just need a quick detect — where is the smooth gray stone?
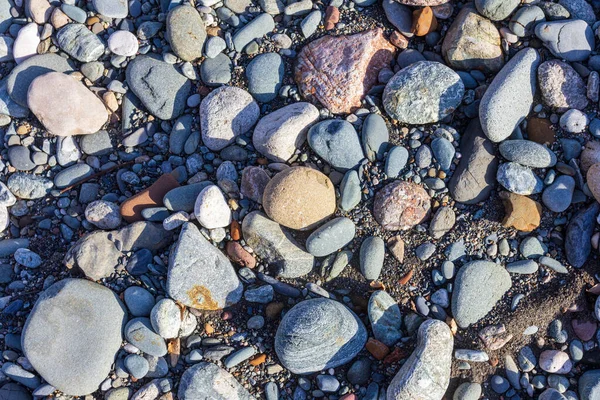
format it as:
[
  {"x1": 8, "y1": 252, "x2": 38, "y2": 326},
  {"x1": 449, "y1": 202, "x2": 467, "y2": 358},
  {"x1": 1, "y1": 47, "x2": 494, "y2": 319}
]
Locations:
[
  {"x1": 0, "y1": 239, "x2": 29, "y2": 257},
  {"x1": 163, "y1": 182, "x2": 212, "y2": 212},
  {"x1": 300, "y1": 10, "x2": 320, "y2": 38},
  {"x1": 368, "y1": 290, "x2": 402, "y2": 346},
  {"x1": 1, "y1": 363, "x2": 40, "y2": 389},
  {"x1": 242, "y1": 211, "x2": 314, "y2": 278},
  {"x1": 7, "y1": 53, "x2": 74, "y2": 107},
  {"x1": 359, "y1": 236, "x2": 385, "y2": 281},
  {"x1": 179, "y1": 363, "x2": 254, "y2": 400},
  {"x1": 124, "y1": 354, "x2": 149, "y2": 379},
  {"x1": 504, "y1": 354, "x2": 520, "y2": 389},
  {"x1": 167, "y1": 222, "x2": 243, "y2": 309},
  {"x1": 383, "y1": 61, "x2": 464, "y2": 124},
  {"x1": 166, "y1": 5, "x2": 206, "y2": 61},
  {"x1": 479, "y1": 48, "x2": 540, "y2": 142},
  {"x1": 224, "y1": 347, "x2": 256, "y2": 368},
  {"x1": 496, "y1": 162, "x2": 543, "y2": 195},
  {"x1": 124, "y1": 286, "x2": 155, "y2": 316},
  {"x1": 0, "y1": 78, "x2": 29, "y2": 118},
  {"x1": 80, "y1": 130, "x2": 113, "y2": 155},
  {"x1": 124, "y1": 317, "x2": 167, "y2": 357},
  {"x1": 169, "y1": 114, "x2": 193, "y2": 155},
  {"x1": 126, "y1": 54, "x2": 191, "y2": 120},
  {"x1": 506, "y1": 259, "x2": 539, "y2": 274},
  {"x1": 542, "y1": 175, "x2": 575, "y2": 212},
  {"x1": 200, "y1": 53, "x2": 232, "y2": 87},
  {"x1": 274, "y1": 298, "x2": 367, "y2": 374},
  {"x1": 305, "y1": 217, "x2": 355, "y2": 257},
  {"x1": 475, "y1": 0, "x2": 519, "y2": 20},
  {"x1": 387, "y1": 320, "x2": 453, "y2": 400},
  {"x1": 539, "y1": 389, "x2": 567, "y2": 400},
  {"x1": 579, "y1": 369, "x2": 600, "y2": 400},
  {"x1": 565, "y1": 202, "x2": 599, "y2": 268},
  {"x1": 539, "y1": 256, "x2": 568, "y2": 274},
  {"x1": 56, "y1": 24, "x2": 105, "y2": 62},
  {"x1": 339, "y1": 169, "x2": 361, "y2": 211},
  {"x1": 381, "y1": 0, "x2": 412, "y2": 37},
  {"x1": 431, "y1": 137, "x2": 455, "y2": 171},
  {"x1": 22, "y1": 279, "x2": 125, "y2": 395},
  {"x1": 362, "y1": 113, "x2": 389, "y2": 162},
  {"x1": 509, "y1": 6, "x2": 545, "y2": 36},
  {"x1": 232, "y1": 13, "x2": 274, "y2": 52},
  {"x1": 8, "y1": 146, "x2": 35, "y2": 171},
  {"x1": 499, "y1": 139, "x2": 557, "y2": 168},
  {"x1": 0, "y1": 383, "x2": 32, "y2": 400},
  {"x1": 246, "y1": 52, "x2": 283, "y2": 103},
  {"x1": 308, "y1": 119, "x2": 364, "y2": 171},
  {"x1": 54, "y1": 163, "x2": 93, "y2": 189},
  {"x1": 453, "y1": 382, "x2": 482, "y2": 400},
  {"x1": 535, "y1": 19, "x2": 594, "y2": 62},
  {"x1": 520, "y1": 236, "x2": 546, "y2": 258},
  {"x1": 385, "y1": 145, "x2": 409, "y2": 178},
  {"x1": 93, "y1": 0, "x2": 128, "y2": 18},
  {"x1": 7, "y1": 172, "x2": 53, "y2": 199},
  {"x1": 451, "y1": 260, "x2": 512, "y2": 328},
  {"x1": 61, "y1": 4, "x2": 87, "y2": 22}
]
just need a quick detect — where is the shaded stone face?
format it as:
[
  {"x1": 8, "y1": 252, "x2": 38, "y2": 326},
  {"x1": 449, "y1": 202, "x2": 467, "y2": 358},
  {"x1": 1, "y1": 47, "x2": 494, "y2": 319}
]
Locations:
[{"x1": 295, "y1": 28, "x2": 395, "y2": 114}]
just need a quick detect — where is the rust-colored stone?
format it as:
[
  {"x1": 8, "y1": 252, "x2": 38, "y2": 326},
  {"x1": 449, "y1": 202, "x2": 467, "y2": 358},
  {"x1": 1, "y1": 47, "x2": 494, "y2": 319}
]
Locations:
[
  {"x1": 373, "y1": 180, "x2": 431, "y2": 231},
  {"x1": 230, "y1": 220, "x2": 242, "y2": 240},
  {"x1": 398, "y1": 270, "x2": 413, "y2": 285},
  {"x1": 500, "y1": 191, "x2": 542, "y2": 232},
  {"x1": 295, "y1": 28, "x2": 396, "y2": 114},
  {"x1": 324, "y1": 6, "x2": 340, "y2": 30},
  {"x1": 527, "y1": 117, "x2": 555, "y2": 145},
  {"x1": 187, "y1": 285, "x2": 219, "y2": 311},
  {"x1": 120, "y1": 174, "x2": 180, "y2": 223},
  {"x1": 226, "y1": 241, "x2": 257, "y2": 268},
  {"x1": 412, "y1": 7, "x2": 437, "y2": 37},
  {"x1": 366, "y1": 337, "x2": 390, "y2": 360},
  {"x1": 390, "y1": 31, "x2": 409, "y2": 49},
  {"x1": 250, "y1": 353, "x2": 267, "y2": 366},
  {"x1": 204, "y1": 322, "x2": 215, "y2": 334},
  {"x1": 383, "y1": 346, "x2": 409, "y2": 363}
]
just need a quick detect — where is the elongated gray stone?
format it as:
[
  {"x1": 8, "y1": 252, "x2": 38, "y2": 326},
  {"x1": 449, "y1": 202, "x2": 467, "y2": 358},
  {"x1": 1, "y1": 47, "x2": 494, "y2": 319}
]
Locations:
[
  {"x1": 451, "y1": 260, "x2": 512, "y2": 328},
  {"x1": 275, "y1": 298, "x2": 367, "y2": 374},
  {"x1": 306, "y1": 217, "x2": 355, "y2": 257},
  {"x1": 167, "y1": 223, "x2": 243, "y2": 309},
  {"x1": 479, "y1": 48, "x2": 540, "y2": 142},
  {"x1": 232, "y1": 13, "x2": 274, "y2": 51},
  {"x1": 22, "y1": 279, "x2": 126, "y2": 396},
  {"x1": 499, "y1": 140, "x2": 557, "y2": 168},
  {"x1": 368, "y1": 290, "x2": 402, "y2": 347},
  {"x1": 179, "y1": 363, "x2": 254, "y2": 400},
  {"x1": 56, "y1": 24, "x2": 105, "y2": 62},
  {"x1": 565, "y1": 202, "x2": 600, "y2": 268},
  {"x1": 242, "y1": 211, "x2": 314, "y2": 278},
  {"x1": 387, "y1": 320, "x2": 453, "y2": 400}
]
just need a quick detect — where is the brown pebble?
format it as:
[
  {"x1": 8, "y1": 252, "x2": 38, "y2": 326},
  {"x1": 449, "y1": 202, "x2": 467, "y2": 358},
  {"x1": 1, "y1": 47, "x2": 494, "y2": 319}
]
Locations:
[
  {"x1": 325, "y1": 6, "x2": 340, "y2": 30},
  {"x1": 366, "y1": 338, "x2": 390, "y2": 360},
  {"x1": 86, "y1": 16, "x2": 100, "y2": 25},
  {"x1": 265, "y1": 302, "x2": 284, "y2": 319},
  {"x1": 390, "y1": 31, "x2": 409, "y2": 49},
  {"x1": 226, "y1": 241, "x2": 257, "y2": 268},
  {"x1": 120, "y1": 174, "x2": 180, "y2": 223},
  {"x1": 249, "y1": 354, "x2": 267, "y2": 366},
  {"x1": 527, "y1": 117, "x2": 555, "y2": 145},
  {"x1": 230, "y1": 220, "x2": 242, "y2": 240},
  {"x1": 500, "y1": 191, "x2": 542, "y2": 232},
  {"x1": 398, "y1": 270, "x2": 413, "y2": 285},
  {"x1": 221, "y1": 311, "x2": 233, "y2": 320},
  {"x1": 412, "y1": 6, "x2": 437, "y2": 37},
  {"x1": 16, "y1": 125, "x2": 29, "y2": 135}
]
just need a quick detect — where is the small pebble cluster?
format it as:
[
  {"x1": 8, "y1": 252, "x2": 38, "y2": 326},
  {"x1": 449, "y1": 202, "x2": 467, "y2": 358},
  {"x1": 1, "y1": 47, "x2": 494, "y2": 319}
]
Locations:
[{"x1": 1, "y1": 0, "x2": 600, "y2": 398}]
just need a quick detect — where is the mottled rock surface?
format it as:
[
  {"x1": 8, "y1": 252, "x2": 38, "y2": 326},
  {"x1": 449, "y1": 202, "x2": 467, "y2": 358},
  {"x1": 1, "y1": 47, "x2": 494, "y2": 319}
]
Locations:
[
  {"x1": 179, "y1": 363, "x2": 254, "y2": 400},
  {"x1": 373, "y1": 180, "x2": 431, "y2": 230}
]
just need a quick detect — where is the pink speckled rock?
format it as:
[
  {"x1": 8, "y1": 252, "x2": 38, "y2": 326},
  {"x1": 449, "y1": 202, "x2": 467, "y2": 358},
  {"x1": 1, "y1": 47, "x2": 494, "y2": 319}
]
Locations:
[
  {"x1": 295, "y1": 28, "x2": 395, "y2": 114},
  {"x1": 373, "y1": 180, "x2": 431, "y2": 231}
]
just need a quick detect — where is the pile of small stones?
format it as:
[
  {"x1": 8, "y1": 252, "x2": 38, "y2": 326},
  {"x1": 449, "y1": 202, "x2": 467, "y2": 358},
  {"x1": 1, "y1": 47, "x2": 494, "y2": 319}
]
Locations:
[{"x1": 1, "y1": 0, "x2": 600, "y2": 398}]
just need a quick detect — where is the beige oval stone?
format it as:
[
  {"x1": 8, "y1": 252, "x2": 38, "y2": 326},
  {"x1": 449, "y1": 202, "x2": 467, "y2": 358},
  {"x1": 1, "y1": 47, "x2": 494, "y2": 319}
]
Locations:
[
  {"x1": 27, "y1": 72, "x2": 108, "y2": 136},
  {"x1": 587, "y1": 163, "x2": 600, "y2": 204},
  {"x1": 262, "y1": 166, "x2": 335, "y2": 230}
]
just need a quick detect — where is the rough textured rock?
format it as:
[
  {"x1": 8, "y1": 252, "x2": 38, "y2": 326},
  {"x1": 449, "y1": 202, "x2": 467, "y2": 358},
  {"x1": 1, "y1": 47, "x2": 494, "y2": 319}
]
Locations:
[
  {"x1": 451, "y1": 260, "x2": 512, "y2": 328},
  {"x1": 499, "y1": 139, "x2": 557, "y2": 168},
  {"x1": 368, "y1": 290, "x2": 402, "y2": 347},
  {"x1": 373, "y1": 180, "x2": 431, "y2": 230},
  {"x1": 262, "y1": 166, "x2": 336, "y2": 230},
  {"x1": 22, "y1": 279, "x2": 125, "y2": 396},
  {"x1": 242, "y1": 211, "x2": 314, "y2": 278},
  {"x1": 538, "y1": 60, "x2": 588, "y2": 111},
  {"x1": 479, "y1": 48, "x2": 540, "y2": 142},
  {"x1": 581, "y1": 140, "x2": 600, "y2": 172},
  {"x1": 55, "y1": 24, "x2": 105, "y2": 63},
  {"x1": 253, "y1": 102, "x2": 319, "y2": 162},
  {"x1": 179, "y1": 363, "x2": 254, "y2": 400},
  {"x1": 166, "y1": 6, "x2": 206, "y2": 61},
  {"x1": 383, "y1": 61, "x2": 464, "y2": 124},
  {"x1": 587, "y1": 163, "x2": 600, "y2": 204},
  {"x1": 442, "y1": 6, "x2": 503, "y2": 73},
  {"x1": 27, "y1": 72, "x2": 108, "y2": 136},
  {"x1": 565, "y1": 202, "x2": 599, "y2": 268},
  {"x1": 295, "y1": 28, "x2": 395, "y2": 114},
  {"x1": 166, "y1": 223, "x2": 243, "y2": 309},
  {"x1": 500, "y1": 191, "x2": 542, "y2": 232},
  {"x1": 126, "y1": 55, "x2": 191, "y2": 120},
  {"x1": 387, "y1": 320, "x2": 453, "y2": 400},
  {"x1": 448, "y1": 118, "x2": 498, "y2": 204},
  {"x1": 275, "y1": 298, "x2": 367, "y2": 374}
]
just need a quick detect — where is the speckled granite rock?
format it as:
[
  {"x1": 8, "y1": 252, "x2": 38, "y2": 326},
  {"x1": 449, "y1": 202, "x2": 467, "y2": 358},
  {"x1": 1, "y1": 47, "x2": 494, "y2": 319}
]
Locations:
[
  {"x1": 538, "y1": 59, "x2": 588, "y2": 111},
  {"x1": 373, "y1": 180, "x2": 431, "y2": 230},
  {"x1": 179, "y1": 363, "x2": 254, "y2": 399}
]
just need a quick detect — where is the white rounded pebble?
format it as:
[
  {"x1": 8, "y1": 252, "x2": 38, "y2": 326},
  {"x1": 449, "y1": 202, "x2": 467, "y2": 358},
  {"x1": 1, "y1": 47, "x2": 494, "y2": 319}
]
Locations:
[
  {"x1": 150, "y1": 298, "x2": 181, "y2": 339},
  {"x1": 559, "y1": 109, "x2": 588, "y2": 133},
  {"x1": 13, "y1": 23, "x2": 40, "y2": 64},
  {"x1": 85, "y1": 200, "x2": 122, "y2": 229},
  {"x1": 0, "y1": 204, "x2": 8, "y2": 232},
  {"x1": 108, "y1": 30, "x2": 139, "y2": 57},
  {"x1": 194, "y1": 185, "x2": 231, "y2": 229},
  {"x1": 14, "y1": 248, "x2": 42, "y2": 268}
]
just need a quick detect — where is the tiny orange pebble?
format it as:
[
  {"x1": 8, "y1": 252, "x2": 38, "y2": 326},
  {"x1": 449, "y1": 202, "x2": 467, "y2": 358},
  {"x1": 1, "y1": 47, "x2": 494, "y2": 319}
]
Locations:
[
  {"x1": 204, "y1": 323, "x2": 214, "y2": 334},
  {"x1": 249, "y1": 354, "x2": 267, "y2": 366},
  {"x1": 399, "y1": 270, "x2": 414, "y2": 285}
]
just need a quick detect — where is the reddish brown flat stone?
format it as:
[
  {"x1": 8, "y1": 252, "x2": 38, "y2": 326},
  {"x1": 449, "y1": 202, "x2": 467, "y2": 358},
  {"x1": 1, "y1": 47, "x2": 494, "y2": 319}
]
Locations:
[
  {"x1": 120, "y1": 174, "x2": 180, "y2": 223},
  {"x1": 295, "y1": 28, "x2": 395, "y2": 114}
]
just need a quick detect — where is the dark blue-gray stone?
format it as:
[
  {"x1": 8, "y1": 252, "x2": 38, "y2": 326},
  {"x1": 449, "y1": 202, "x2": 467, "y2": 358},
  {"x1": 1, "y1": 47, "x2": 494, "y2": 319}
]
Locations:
[
  {"x1": 305, "y1": 217, "x2": 355, "y2": 257},
  {"x1": 339, "y1": 170, "x2": 361, "y2": 211},
  {"x1": 431, "y1": 137, "x2": 455, "y2": 171},
  {"x1": 274, "y1": 298, "x2": 367, "y2": 374},
  {"x1": 361, "y1": 113, "x2": 389, "y2": 162},
  {"x1": 246, "y1": 52, "x2": 284, "y2": 103},
  {"x1": 565, "y1": 202, "x2": 600, "y2": 268},
  {"x1": 163, "y1": 182, "x2": 212, "y2": 212},
  {"x1": 308, "y1": 119, "x2": 364, "y2": 171},
  {"x1": 54, "y1": 163, "x2": 93, "y2": 189},
  {"x1": 579, "y1": 369, "x2": 600, "y2": 400},
  {"x1": 124, "y1": 354, "x2": 149, "y2": 379}
]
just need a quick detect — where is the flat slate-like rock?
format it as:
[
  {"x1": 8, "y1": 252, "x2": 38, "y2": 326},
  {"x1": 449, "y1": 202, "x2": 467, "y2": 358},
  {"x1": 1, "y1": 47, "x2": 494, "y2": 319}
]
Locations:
[
  {"x1": 7, "y1": 53, "x2": 74, "y2": 108},
  {"x1": 451, "y1": 260, "x2": 512, "y2": 328},
  {"x1": 242, "y1": 211, "x2": 314, "y2": 278},
  {"x1": 383, "y1": 61, "x2": 464, "y2": 124},
  {"x1": 368, "y1": 290, "x2": 402, "y2": 347},
  {"x1": 126, "y1": 55, "x2": 191, "y2": 120},
  {"x1": 275, "y1": 298, "x2": 367, "y2": 374},
  {"x1": 22, "y1": 279, "x2": 126, "y2": 396},
  {"x1": 179, "y1": 363, "x2": 254, "y2": 400},
  {"x1": 387, "y1": 320, "x2": 453, "y2": 400},
  {"x1": 479, "y1": 48, "x2": 540, "y2": 142},
  {"x1": 167, "y1": 222, "x2": 243, "y2": 309}
]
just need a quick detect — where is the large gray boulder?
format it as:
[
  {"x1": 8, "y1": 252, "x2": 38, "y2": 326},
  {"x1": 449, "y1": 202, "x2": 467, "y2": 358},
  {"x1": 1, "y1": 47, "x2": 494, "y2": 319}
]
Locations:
[
  {"x1": 387, "y1": 319, "x2": 453, "y2": 400},
  {"x1": 167, "y1": 222, "x2": 243, "y2": 310},
  {"x1": 22, "y1": 279, "x2": 126, "y2": 396},
  {"x1": 451, "y1": 261, "x2": 512, "y2": 328},
  {"x1": 579, "y1": 370, "x2": 600, "y2": 400},
  {"x1": 179, "y1": 363, "x2": 254, "y2": 399},
  {"x1": 275, "y1": 298, "x2": 367, "y2": 374}
]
